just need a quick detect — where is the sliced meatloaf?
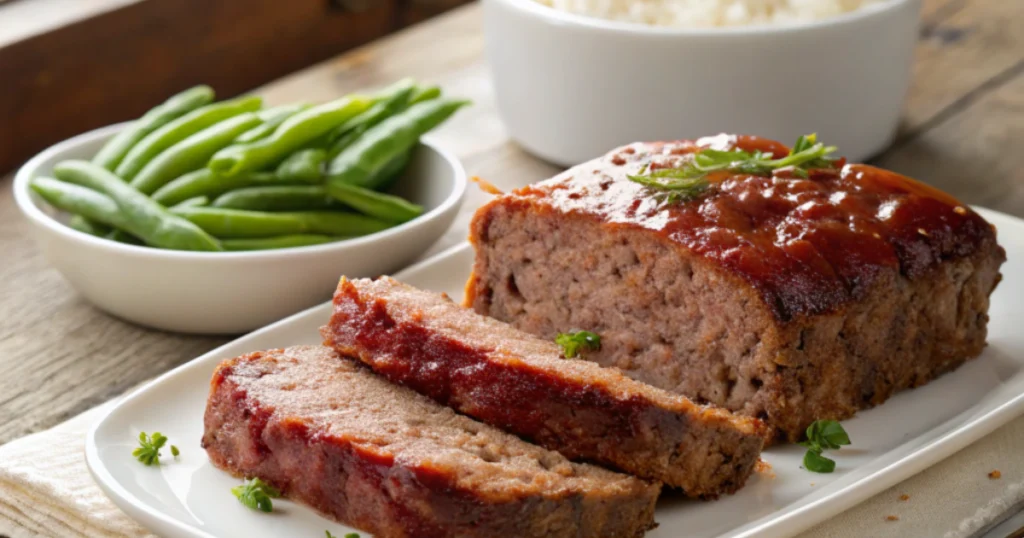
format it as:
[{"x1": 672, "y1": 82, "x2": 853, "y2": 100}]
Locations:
[
  {"x1": 465, "y1": 134, "x2": 1006, "y2": 443},
  {"x1": 321, "y1": 276, "x2": 765, "y2": 497},
  {"x1": 202, "y1": 345, "x2": 659, "y2": 538}
]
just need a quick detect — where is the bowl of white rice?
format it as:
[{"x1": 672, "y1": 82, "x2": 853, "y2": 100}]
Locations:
[
  {"x1": 532, "y1": 0, "x2": 887, "y2": 28},
  {"x1": 483, "y1": 0, "x2": 921, "y2": 165}
]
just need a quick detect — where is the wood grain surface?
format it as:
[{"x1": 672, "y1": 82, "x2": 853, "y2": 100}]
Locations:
[{"x1": 0, "y1": 0, "x2": 1021, "y2": 452}]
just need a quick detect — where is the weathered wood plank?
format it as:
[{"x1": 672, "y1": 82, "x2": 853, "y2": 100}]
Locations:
[
  {"x1": 0, "y1": 183, "x2": 227, "y2": 442},
  {"x1": 398, "y1": 0, "x2": 472, "y2": 26},
  {"x1": 877, "y1": 67, "x2": 1024, "y2": 215},
  {"x1": 901, "y1": 0, "x2": 1024, "y2": 134}
]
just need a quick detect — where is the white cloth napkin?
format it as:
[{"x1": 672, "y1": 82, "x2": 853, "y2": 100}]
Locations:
[
  {"x1": 1, "y1": 399, "x2": 1022, "y2": 538},
  {"x1": 0, "y1": 401, "x2": 153, "y2": 538}
]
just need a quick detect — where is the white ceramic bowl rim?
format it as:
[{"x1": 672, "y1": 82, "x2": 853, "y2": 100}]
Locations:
[
  {"x1": 13, "y1": 123, "x2": 467, "y2": 262},
  {"x1": 493, "y1": 0, "x2": 912, "y2": 36}
]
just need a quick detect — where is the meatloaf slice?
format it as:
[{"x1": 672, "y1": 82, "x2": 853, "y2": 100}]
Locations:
[
  {"x1": 465, "y1": 134, "x2": 1006, "y2": 443},
  {"x1": 202, "y1": 345, "x2": 659, "y2": 538},
  {"x1": 321, "y1": 277, "x2": 765, "y2": 497}
]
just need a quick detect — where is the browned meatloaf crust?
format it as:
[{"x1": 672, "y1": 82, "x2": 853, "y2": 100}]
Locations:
[
  {"x1": 465, "y1": 134, "x2": 1006, "y2": 444},
  {"x1": 202, "y1": 345, "x2": 659, "y2": 538},
  {"x1": 321, "y1": 276, "x2": 765, "y2": 497}
]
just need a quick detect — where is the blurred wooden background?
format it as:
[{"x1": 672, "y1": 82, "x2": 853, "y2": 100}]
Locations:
[{"x1": 0, "y1": 0, "x2": 469, "y2": 174}]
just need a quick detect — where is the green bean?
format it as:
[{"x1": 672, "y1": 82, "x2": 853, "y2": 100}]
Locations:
[
  {"x1": 371, "y1": 149, "x2": 413, "y2": 192},
  {"x1": 31, "y1": 177, "x2": 127, "y2": 230},
  {"x1": 208, "y1": 95, "x2": 371, "y2": 177},
  {"x1": 221, "y1": 234, "x2": 337, "y2": 251},
  {"x1": 212, "y1": 185, "x2": 339, "y2": 211},
  {"x1": 107, "y1": 229, "x2": 144, "y2": 245},
  {"x1": 325, "y1": 182, "x2": 422, "y2": 223},
  {"x1": 326, "y1": 124, "x2": 367, "y2": 160},
  {"x1": 115, "y1": 95, "x2": 262, "y2": 180},
  {"x1": 328, "y1": 79, "x2": 417, "y2": 143},
  {"x1": 275, "y1": 148, "x2": 327, "y2": 183},
  {"x1": 171, "y1": 207, "x2": 392, "y2": 239},
  {"x1": 409, "y1": 85, "x2": 441, "y2": 104},
  {"x1": 130, "y1": 112, "x2": 262, "y2": 194},
  {"x1": 235, "y1": 103, "x2": 310, "y2": 144},
  {"x1": 68, "y1": 215, "x2": 112, "y2": 236},
  {"x1": 151, "y1": 169, "x2": 305, "y2": 207},
  {"x1": 327, "y1": 98, "x2": 469, "y2": 189},
  {"x1": 173, "y1": 196, "x2": 210, "y2": 208},
  {"x1": 53, "y1": 160, "x2": 222, "y2": 251},
  {"x1": 93, "y1": 86, "x2": 215, "y2": 171}
]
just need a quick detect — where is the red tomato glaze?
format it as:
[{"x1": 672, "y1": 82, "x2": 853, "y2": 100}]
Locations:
[{"x1": 513, "y1": 135, "x2": 997, "y2": 321}]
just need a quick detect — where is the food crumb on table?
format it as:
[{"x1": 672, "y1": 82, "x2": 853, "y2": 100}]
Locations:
[
  {"x1": 885, "y1": 515, "x2": 900, "y2": 522},
  {"x1": 989, "y1": 470, "x2": 1002, "y2": 479},
  {"x1": 899, "y1": 494, "x2": 910, "y2": 501},
  {"x1": 471, "y1": 176, "x2": 503, "y2": 195}
]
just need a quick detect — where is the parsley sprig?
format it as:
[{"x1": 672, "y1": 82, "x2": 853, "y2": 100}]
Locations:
[
  {"x1": 231, "y1": 477, "x2": 281, "y2": 513},
  {"x1": 555, "y1": 331, "x2": 601, "y2": 358},
  {"x1": 326, "y1": 532, "x2": 360, "y2": 538},
  {"x1": 133, "y1": 432, "x2": 170, "y2": 466},
  {"x1": 627, "y1": 134, "x2": 839, "y2": 202},
  {"x1": 799, "y1": 420, "x2": 851, "y2": 473}
]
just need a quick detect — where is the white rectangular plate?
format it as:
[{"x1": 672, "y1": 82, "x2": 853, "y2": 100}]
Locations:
[{"x1": 87, "y1": 207, "x2": 1024, "y2": 538}]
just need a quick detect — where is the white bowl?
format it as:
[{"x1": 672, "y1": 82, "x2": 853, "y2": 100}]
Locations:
[
  {"x1": 13, "y1": 123, "x2": 466, "y2": 334},
  {"x1": 483, "y1": 0, "x2": 921, "y2": 165}
]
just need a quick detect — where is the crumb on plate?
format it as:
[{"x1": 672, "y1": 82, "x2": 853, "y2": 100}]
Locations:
[
  {"x1": 989, "y1": 470, "x2": 1001, "y2": 479},
  {"x1": 899, "y1": 494, "x2": 910, "y2": 501},
  {"x1": 886, "y1": 515, "x2": 899, "y2": 522},
  {"x1": 755, "y1": 460, "x2": 776, "y2": 479}
]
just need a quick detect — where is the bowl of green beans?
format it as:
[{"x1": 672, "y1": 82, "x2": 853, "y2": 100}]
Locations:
[{"x1": 13, "y1": 81, "x2": 468, "y2": 334}]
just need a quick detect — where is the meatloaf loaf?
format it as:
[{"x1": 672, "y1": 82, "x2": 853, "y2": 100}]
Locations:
[
  {"x1": 465, "y1": 134, "x2": 1006, "y2": 443},
  {"x1": 321, "y1": 276, "x2": 765, "y2": 497},
  {"x1": 202, "y1": 345, "x2": 659, "y2": 538}
]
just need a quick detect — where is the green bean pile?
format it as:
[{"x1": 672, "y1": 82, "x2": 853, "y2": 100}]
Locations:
[{"x1": 30, "y1": 79, "x2": 469, "y2": 251}]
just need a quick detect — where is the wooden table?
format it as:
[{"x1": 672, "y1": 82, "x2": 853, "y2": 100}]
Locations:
[{"x1": 0, "y1": 0, "x2": 1021, "y2": 450}]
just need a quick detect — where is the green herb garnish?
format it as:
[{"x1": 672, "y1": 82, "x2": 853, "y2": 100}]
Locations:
[
  {"x1": 555, "y1": 331, "x2": 601, "y2": 358},
  {"x1": 325, "y1": 532, "x2": 359, "y2": 538},
  {"x1": 170, "y1": 445, "x2": 180, "y2": 458},
  {"x1": 799, "y1": 419, "x2": 851, "y2": 473},
  {"x1": 132, "y1": 432, "x2": 169, "y2": 466},
  {"x1": 627, "y1": 133, "x2": 839, "y2": 202},
  {"x1": 231, "y1": 477, "x2": 281, "y2": 513}
]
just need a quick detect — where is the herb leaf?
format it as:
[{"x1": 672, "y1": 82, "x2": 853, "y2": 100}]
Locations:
[
  {"x1": 799, "y1": 419, "x2": 851, "y2": 473},
  {"x1": 325, "y1": 532, "x2": 360, "y2": 538},
  {"x1": 170, "y1": 445, "x2": 180, "y2": 458},
  {"x1": 231, "y1": 477, "x2": 281, "y2": 513},
  {"x1": 555, "y1": 331, "x2": 601, "y2": 359},
  {"x1": 627, "y1": 134, "x2": 838, "y2": 203},
  {"x1": 132, "y1": 432, "x2": 168, "y2": 466},
  {"x1": 627, "y1": 164, "x2": 710, "y2": 204},
  {"x1": 803, "y1": 449, "x2": 836, "y2": 473},
  {"x1": 801, "y1": 419, "x2": 851, "y2": 451},
  {"x1": 814, "y1": 420, "x2": 850, "y2": 450}
]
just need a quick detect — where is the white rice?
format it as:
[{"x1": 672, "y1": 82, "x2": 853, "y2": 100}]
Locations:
[{"x1": 532, "y1": 0, "x2": 885, "y2": 27}]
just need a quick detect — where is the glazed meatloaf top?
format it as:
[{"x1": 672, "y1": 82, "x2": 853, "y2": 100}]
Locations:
[
  {"x1": 209, "y1": 346, "x2": 657, "y2": 504},
  {"x1": 480, "y1": 134, "x2": 1001, "y2": 321}
]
